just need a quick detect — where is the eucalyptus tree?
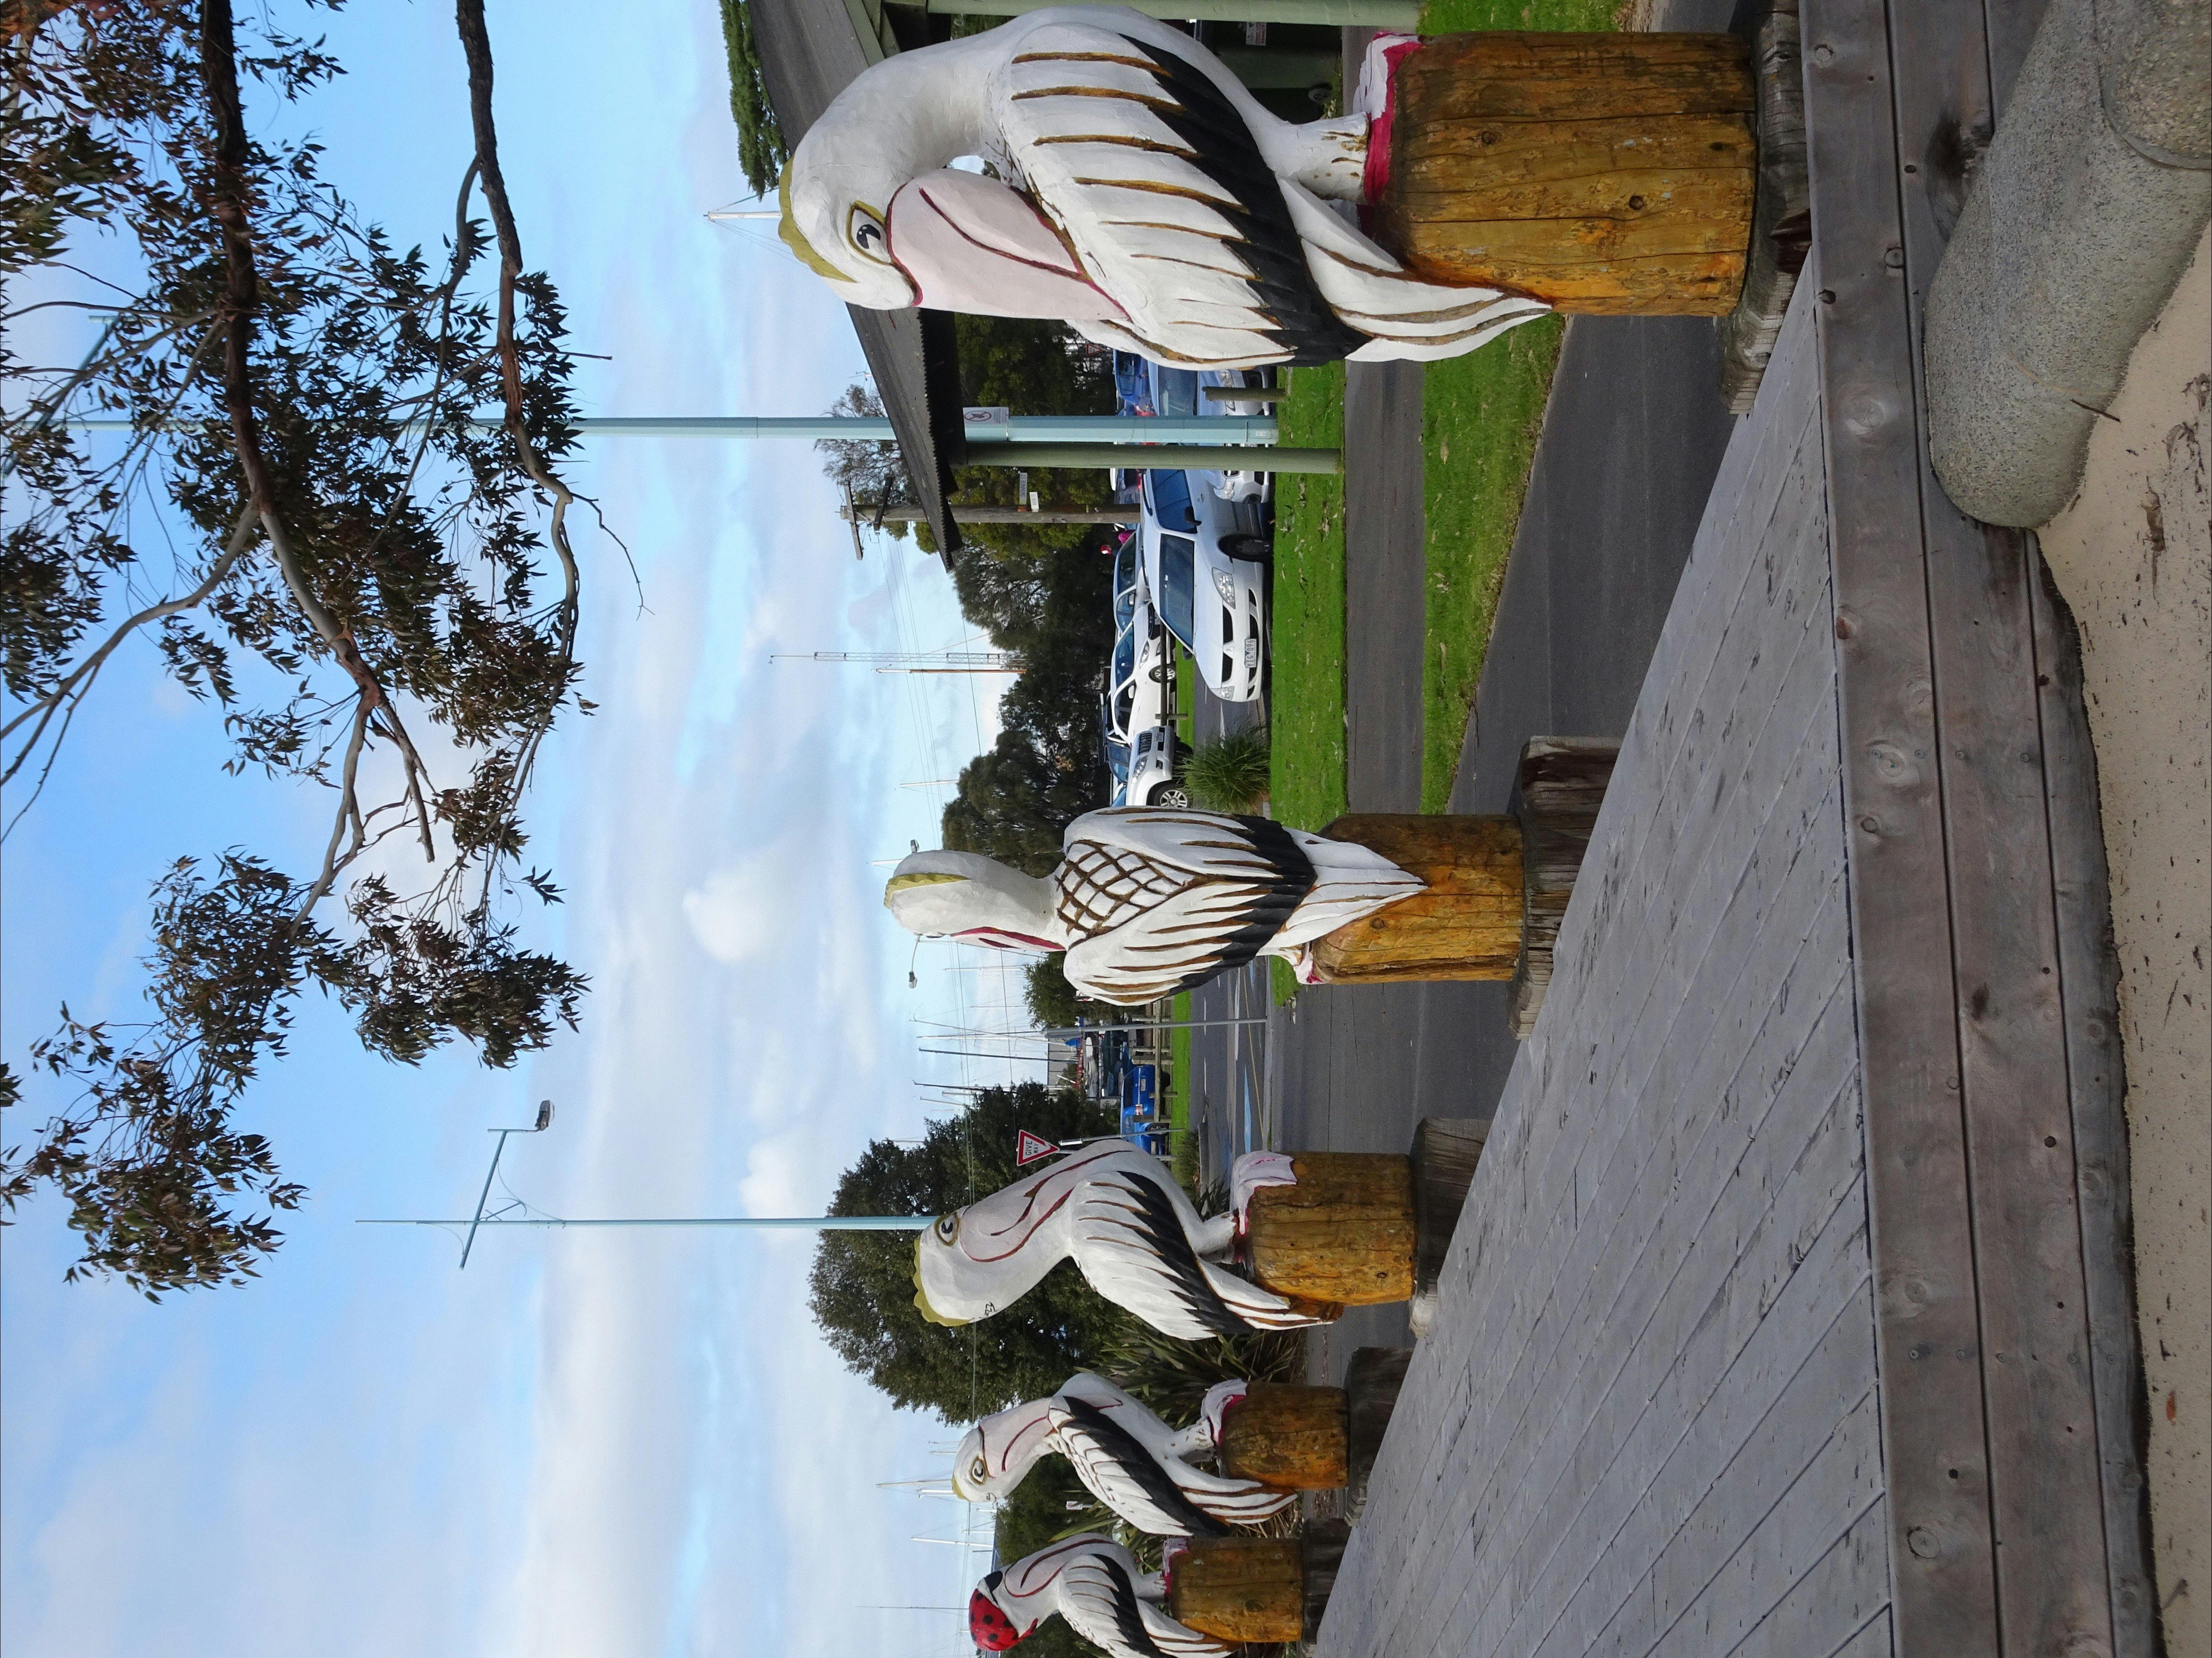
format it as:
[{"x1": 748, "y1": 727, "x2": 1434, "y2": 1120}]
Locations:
[{"x1": 1, "y1": 0, "x2": 601, "y2": 1296}]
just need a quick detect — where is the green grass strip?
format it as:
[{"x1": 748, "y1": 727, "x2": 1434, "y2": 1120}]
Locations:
[
  {"x1": 1168, "y1": 992, "x2": 1198, "y2": 1190},
  {"x1": 1411, "y1": 0, "x2": 1614, "y2": 808},
  {"x1": 1418, "y1": 317, "x2": 1565, "y2": 809},
  {"x1": 1265, "y1": 362, "x2": 1347, "y2": 1006},
  {"x1": 1267, "y1": 362, "x2": 1348, "y2": 836}
]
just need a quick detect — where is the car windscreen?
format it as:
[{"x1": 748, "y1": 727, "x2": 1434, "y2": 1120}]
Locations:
[
  {"x1": 1113, "y1": 543, "x2": 1138, "y2": 626},
  {"x1": 1111, "y1": 626, "x2": 1135, "y2": 685},
  {"x1": 1103, "y1": 738, "x2": 1129, "y2": 781},
  {"x1": 1157, "y1": 535, "x2": 1198, "y2": 649},
  {"x1": 1147, "y1": 470, "x2": 1198, "y2": 533}
]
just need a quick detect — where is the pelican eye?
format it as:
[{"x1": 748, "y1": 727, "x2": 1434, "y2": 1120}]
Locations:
[
  {"x1": 970, "y1": 1456, "x2": 989, "y2": 1484},
  {"x1": 934, "y1": 1212, "x2": 960, "y2": 1244},
  {"x1": 848, "y1": 204, "x2": 888, "y2": 261}
]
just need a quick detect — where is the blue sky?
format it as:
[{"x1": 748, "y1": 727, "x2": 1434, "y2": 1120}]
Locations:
[{"x1": 1, "y1": 4, "x2": 1030, "y2": 1655}]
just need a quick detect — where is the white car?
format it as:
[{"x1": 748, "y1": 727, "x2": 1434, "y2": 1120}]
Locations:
[
  {"x1": 1138, "y1": 468, "x2": 1269, "y2": 703},
  {"x1": 1101, "y1": 595, "x2": 1185, "y2": 807}
]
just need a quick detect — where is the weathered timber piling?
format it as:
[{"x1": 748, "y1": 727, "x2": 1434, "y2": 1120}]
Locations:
[
  {"x1": 1168, "y1": 1537, "x2": 1306, "y2": 1643},
  {"x1": 1344, "y1": 1346, "x2": 1414, "y2": 1520},
  {"x1": 1308, "y1": 815, "x2": 1524, "y2": 983},
  {"x1": 1245, "y1": 1154, "x2": 1417, "y2": 1305},
  {"x1": 1167, "y1": 1525, "x2": 1354, "y2": 1643},
  {"x1": 1409, "y1": 1116, "x2": 1491, "y2": 1334},
  {"x1": 1307, "y1": 740, "x2": 1618, "y2": 995},
  {"x1": 1218, "y1": 1384, "x2": 1350, "y2": 1490},
  {"x1": 1507, "y1": 737, "x2": 1621, "y2": 1035},
  {"x1": 1371, "y1": 31, "x2": 1758, "y2": 315},
  {"x1": 1300, "y1": 1519, "x2": 1353, "y2": 1638}
]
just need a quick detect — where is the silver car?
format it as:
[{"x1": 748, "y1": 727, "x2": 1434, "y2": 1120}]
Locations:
[
  {"x1": 1138, "y1": 468, "x2": 1268, "y2": 703},
  {"x1": 1102, "y1": 593, "x2": 1184, "y2": 807}
]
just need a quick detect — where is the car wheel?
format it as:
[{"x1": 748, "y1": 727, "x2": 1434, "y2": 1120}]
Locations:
[
  {"x1": 1221, "y1": 534, "x2": 1271, "y2": 566},
  {"x1": 1154, "y1": 783, "x2": 1191, "y2": 810},
  {"x1": 1151, "y1": 663, "x2": 1171, "y2": 684}
]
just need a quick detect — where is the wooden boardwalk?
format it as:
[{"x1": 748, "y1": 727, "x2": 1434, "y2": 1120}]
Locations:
[
  {"x1": 1319, "y1": 278, "x2": 1893, "y2": 1658},
  {"x1": 1314, "y1": 3, "x2": 2160, "y2": 1651}
]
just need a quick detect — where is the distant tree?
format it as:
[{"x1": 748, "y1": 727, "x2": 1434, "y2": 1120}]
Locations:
[
  {"x1": 0, "y1": 0, "x2": 591, "y2": 1295},
  {"x1": 940, "y1": 535, "x2": 1113, "y2": 874},
  {"x1": 807, "y1": 1083, "x2": 1126, "y2": 1420},
  {"x1": 1022, "y1": 956, "x2": 1116, "y2": 1030},
  {"x1": 945, "y1": 314, "x2": 1115, "y2": 562},
  {"x1": 716, "y1": 0, "x2": 788, "y2": 198},
  {"x1": 813, "y1": 379, "x2": 913, "y2": 541}
]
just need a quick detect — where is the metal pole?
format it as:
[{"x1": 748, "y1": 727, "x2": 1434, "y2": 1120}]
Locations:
[
  {"x1": 61, "y1": 418, "x2": 1339, "y2": 471},
  {"x1": 981, "y1": 443, "x2": 1339, "y2": 473},
  {"x1": 845, "y1": 503, "x2": 1141, "y2": 526},
  {"x1": 62, "y1": 414, "x2": 1280, "y2": 445},
  {"x1": 459, "y1": 1129, "x2": 520, "y2": 1269},
  {"x1": 362, "y1": 1215, "x2": 932, "y2": 1231}
]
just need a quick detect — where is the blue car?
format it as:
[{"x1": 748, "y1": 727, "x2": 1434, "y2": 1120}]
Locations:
[
  {"x1": 1120, "y1": 1063, "x2": 1169, "y2": 1155},
  {"x1": 1112, "y1": 351, "x2": 1154, "y2": 417}
]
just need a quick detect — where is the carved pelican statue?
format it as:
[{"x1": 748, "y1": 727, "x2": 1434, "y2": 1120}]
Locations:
[
  {"x1": 954, "y1": 1372, "x2": 1293, "y2": 1535},
  {"x1": 777, "y1": 6, "x2": 1552, "y2": 366},
  {"x1": 883, "y1": 806, "x2": 1423, "y2": 1004},
  {"x1": 970, "y1": 1536, "x2": 1230, "y2": 1658},
  {"x1": 913, "y1": 1141, "x2": 1314, "y2": 1338}
]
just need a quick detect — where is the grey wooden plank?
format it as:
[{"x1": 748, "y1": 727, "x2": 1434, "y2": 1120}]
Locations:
[
  {"x1": 1980, "y1": 0, "x2": 2051, "y2": 120},
  {"x1": 1727, "y1": 1501, "x2": 1895, "y2": 1658},
  {"x1": 1470, "y1": 511, "x2": 1845, "y2": 1517},
  {"x1": 1563, "y1": 1140, "x2": 1876, "y2": 1658},
  {"x1": 1635, "y1": 1260, "x2": 1884, "y2": 1651},
  {"x1": 1479, "y1": 765, "x2": 1853, "y2": 1642},
  {"x1": 1799, "y1": 0, "x2": 2000, "y2": 1647},
  {"x1": 1643, "y1": 1321, "x2": 1885, "y2": 1658},
  {"x1": 1830, "y1": 1609, "x2": 1897, "y2": 1658},
  {"x1": 2030, "y1": 557, "x2": 2162, "y2": 1654},
  {"x1": 1882, "y1": 0, "x2": 2116, "y2": 1639},
  {"x1": 1353, "y1": 387, "x2": 1840, "y2": 1658},
  {"x1": 1513, "y1": 960, "x2": 1865, "y2": 1657},
  {"x1": 1446, "y1": 746, "x2": 1856, "y2": 1653}
]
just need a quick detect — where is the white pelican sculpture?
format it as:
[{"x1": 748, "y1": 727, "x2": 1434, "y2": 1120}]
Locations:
[
  {"x1": 913, "y1": 1141, "x2": 1313, "y2": 1337},
  {"x1": 883, "y1": 806, "x2": 1423, "y2": 1004},
  {"x1": 954, "y1": 1371, "x2": 1293, "y2": 1535},
  {"x1": 777, "y1": 7, "x2": 1552, "y2": 366},
  {"x1": 970, "y1": 1535, "x2": 1231, "y2": 1658}
]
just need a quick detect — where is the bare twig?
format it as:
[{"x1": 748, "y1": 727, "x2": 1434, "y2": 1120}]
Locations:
[{"x1": 296, "y1": 699, "x2": 373, "y2": 917}]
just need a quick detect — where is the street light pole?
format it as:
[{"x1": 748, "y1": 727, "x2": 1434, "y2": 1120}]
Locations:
[{"x1": 457, "y1": 1099, "x2": 556, "y2": 1268}]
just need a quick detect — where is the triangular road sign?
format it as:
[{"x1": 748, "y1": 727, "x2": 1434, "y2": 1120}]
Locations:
[{"x1": 1014, "y1": 1130, "x2": 1059, "y2": 1167}]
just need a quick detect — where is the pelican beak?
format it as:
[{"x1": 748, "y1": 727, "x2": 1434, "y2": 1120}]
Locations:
[
  {"x1": 886, "y1": 171, "x2": 1128, "y2": 323},
  {"x1": 914, "y1": 1240, "x2": 972, "y2": 1328}
]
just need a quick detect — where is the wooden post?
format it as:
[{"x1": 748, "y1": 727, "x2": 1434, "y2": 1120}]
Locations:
[
  {"x1": 1507, "y1": 738, "x2": 1620, "y2": 1037},
  {"x1": 1245, "y1": 1154, "x2": 1416, "y2": 1305},
  {"x1": 1409, "y1": 1116, "x2": 1490, "y2": 1334},
  {"x1": 1307, "y1": 815, "x2": 1523, "y2": 983},
  {"x1": 1371, "y1": 32, "x2": 1758, "y2": 314},
  {"x1": 1716, "y1": 0, "x2": 1811, "y2": 410},
  {"x1": 1167, "y1": 1538, "x2": 1306, "y2": 1643},
  {"x1": 1218, "y1": 1384, "x2": 1350, "y2": 1490},
  {"x1": 1300, "y1": 1519, "x2": 1352, "y2": 1638},
  {"x1": 1344, "y1": 1346, "x2": 1413, "y2": 1521}
]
